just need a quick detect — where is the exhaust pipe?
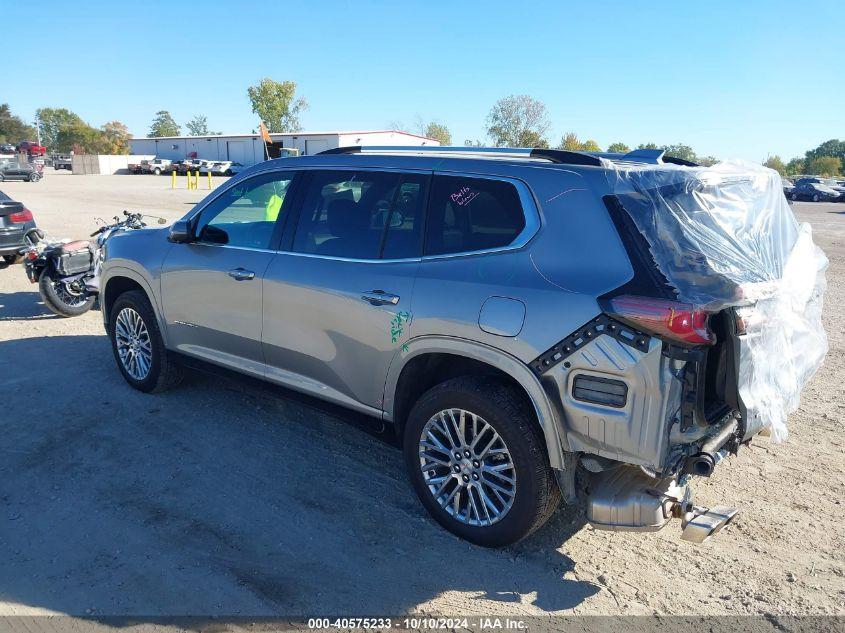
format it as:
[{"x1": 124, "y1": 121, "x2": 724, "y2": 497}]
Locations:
[
  {"x1": 687, "y1": 417, "x2": 739, "y2": 476},
  {"x1": 585, "y1": 466, "x2": 739, "y2": 543},
  {"x1": 680, "y1": 505, "x2": 740, "y2": 543}
]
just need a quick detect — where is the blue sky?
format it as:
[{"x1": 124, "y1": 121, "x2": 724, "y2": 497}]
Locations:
[{"x1": 3, "y1": 0, "x2": 842, "y2": 161}]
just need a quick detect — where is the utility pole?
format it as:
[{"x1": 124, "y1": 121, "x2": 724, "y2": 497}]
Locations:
[{"x1": 34, "y1": 119, "x2": 42, "y2": 146}]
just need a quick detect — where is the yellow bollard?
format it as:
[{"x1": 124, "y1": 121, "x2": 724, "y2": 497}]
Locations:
[
  {"x1": 186, "y1": 170, "x2": 191, "y2": 190},
  {"x1": 171, "y1": 170, "x2": 176, "y2": 189},
  {"x1": 207, "y1": 171, "x2": 212, "y2": 190}
]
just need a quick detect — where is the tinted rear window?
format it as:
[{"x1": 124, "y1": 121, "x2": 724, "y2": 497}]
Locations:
[{"x1": 424, "y1": 175, "x2": 525, "y2": 256}]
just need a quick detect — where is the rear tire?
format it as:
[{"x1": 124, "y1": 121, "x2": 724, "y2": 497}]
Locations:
[
  {"x1": 403, "y1": 376, "x2": 560, "y2": 547},
  {"x1": 813, "y1": 194, "x2": 820, "y2": 202},
  {"x1": 109, "y1": 289, "x2": 182, "y2": 393},
  {"x1": 38, "y1": 270, "x2": 96, "y2": 317}
]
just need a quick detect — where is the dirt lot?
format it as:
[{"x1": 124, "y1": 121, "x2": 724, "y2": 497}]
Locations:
[{"x1": 0, "y1": 172, "x2": 843, "y2": 618}]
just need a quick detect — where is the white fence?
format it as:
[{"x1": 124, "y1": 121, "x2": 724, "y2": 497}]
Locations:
[{"x1": 71, "y1": 155, "x2": 136, "y2": 175}]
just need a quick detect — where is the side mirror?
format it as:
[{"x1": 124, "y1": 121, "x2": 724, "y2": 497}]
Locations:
[{"x1": 167, "y1": 220, "x2": 193, "y2": 243}]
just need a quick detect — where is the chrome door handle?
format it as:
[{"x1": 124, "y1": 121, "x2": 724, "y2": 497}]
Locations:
[
  {"x1": 361, "y1": 290, "x2": 400, "y2": 306},
  {"x1": 227, "y1": 268, "x2": 255, "y2": 281}
]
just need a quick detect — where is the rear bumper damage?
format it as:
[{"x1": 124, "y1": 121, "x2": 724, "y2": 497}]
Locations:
[{"x1": 536, "y1": 161, "x2": 828, "y2": 541}]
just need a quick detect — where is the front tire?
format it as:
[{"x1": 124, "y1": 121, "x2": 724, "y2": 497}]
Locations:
[
  {"x1": 813, "y1": 194, "x2": 820, "y2": 202},
  {"x1": 38, "y1": 270, "x2": 96, "y2": 317},
  {"x1": 109, "y1": 290, "x2": 182, "y2": 393},
  {"x1": 153, "y1": 168, "x2": 161, "y2": 175},
  {"x1": 403, "y1": 376, "x2": 560, "y2": 547}
]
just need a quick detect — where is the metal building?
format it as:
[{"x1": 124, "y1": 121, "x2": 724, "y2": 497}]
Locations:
[{"x1": 128, "y1": 130, "x2": 439, "y2": 166}]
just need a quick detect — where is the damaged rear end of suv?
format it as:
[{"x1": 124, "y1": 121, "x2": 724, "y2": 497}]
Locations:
[{"x1": 533, "y1": 153, "x2": 828, "y2": 543}]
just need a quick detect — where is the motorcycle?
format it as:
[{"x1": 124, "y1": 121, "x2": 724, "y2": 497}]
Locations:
[{"x1": 22, "y1": 211, "x2": 166, "y2": 317}]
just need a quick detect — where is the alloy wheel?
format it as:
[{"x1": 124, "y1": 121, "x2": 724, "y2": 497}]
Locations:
[
  {"x1": 418, "y1": 408, "x2": 516, "y2": 526},
  {"x1": 115, "y1": 307, "x2": 153, "y2": 380}
]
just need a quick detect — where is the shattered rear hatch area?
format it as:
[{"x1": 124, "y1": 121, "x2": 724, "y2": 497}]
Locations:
[{"x1": 604, "y1": 160, "x2": 828, "y2": 441}]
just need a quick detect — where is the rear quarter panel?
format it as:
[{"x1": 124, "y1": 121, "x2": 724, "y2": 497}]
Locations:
[{"x1": 410, "y1": 165, "x2": 634, "y2": 364}]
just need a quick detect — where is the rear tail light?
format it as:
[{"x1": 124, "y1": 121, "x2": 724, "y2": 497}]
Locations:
[
  {"x1": 10, "y1": 208, "x2": 34, "y2": 223},
  {"x1": 605, "y1": 295, "x2": 715, "y2": 345}
]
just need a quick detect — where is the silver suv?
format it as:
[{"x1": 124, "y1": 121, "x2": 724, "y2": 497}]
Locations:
[{"x1": 101, "y1": 146, "x2": 826, "y2": 547}]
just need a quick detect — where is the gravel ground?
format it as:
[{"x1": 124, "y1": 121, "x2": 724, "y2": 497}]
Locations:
[{"x1": 0, "y1": 173, "x2": 843, "y2": 618}]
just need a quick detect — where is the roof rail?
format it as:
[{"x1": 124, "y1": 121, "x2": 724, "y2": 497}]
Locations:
[
  {"x1": 528, "y1": 148, "x2": 602, "y2": 166},
  {"x1": 318, "y1": 145, "x2": 699, "y2": 168},
  {"x1": 621, "y1": 148, "x2": 699, "y2": 167},
  {"x1": 319, "y1": 145, "x2": 604, "y2": 166}
]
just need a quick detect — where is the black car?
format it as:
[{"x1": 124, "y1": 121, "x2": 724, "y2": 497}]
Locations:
[
  {"x1": 782, "y1": 178, "x2": 795, "y2": 198},
  {"x1": 789, "y1": 181, "x2": 842, "y2": 202},
  {"x1": 0, "y1": 191, "x2": 38, "y2": 266},
  {"x1": 0, "y1": 142, "x2": 16, "y2": 154},
  {"x1": 0, "y1": 159, "x2": 42, "y2": 182}
]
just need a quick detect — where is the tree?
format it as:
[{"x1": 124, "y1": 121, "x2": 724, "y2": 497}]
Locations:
[
  {"x1": 558, "y1": 132, "x2": 601, "y2": 152},
  {"x1": 485, "y1": 95, "x2": 551, "y2": 148},
  {"x1": 559, "y1": 132, "x2": 583, "y2": 151},
  {"x1": 805, "y1": 139, "x2": 845, "y2": 164},
  {"x1": 247, "y1": 78, "x2": 308, "y2": 133},
  {"x1": 763, "y1": 155, "x2": 786, "y2": 176},
  {"x1": 637, "y1": 142, "x2": 660, "y2": 150},
  {"x1": 785, "y1": 157, "x2": 805, "y2": 176},
  {"x1": 661, "y1": 143, "x2": 697, "y2": 163},
  {"x1": 55, "y1": 120, "x2": 103, "y2": 153},
  {"x1": 186, "y1": 115, "x2": 217, "y2": 136},
  {"x1": 99, "y1": 121, "x2": 131, "y2": 154},
  {"x1": 148, "y1": 110, "x2": 181, "y2": 137},
  {"x1": 0, "y1": 103, "x2": 37, "y2": 144},
  {"x1": 697, "y1": 156, "x2": 719, "y2": 167},
  {"x1": 35, "y1": 108, "x2": 84, "y2": 148},
  {"x1": 804, "y1": 156, "x2": 841, "y2": 177},
  {"x1": 419, "y1": 121, "x2": 451, "y2": 146},
  {"x1": 463, "y1": 139, "x2": 483, "y2": 147},
  {"x1": 607, "y1": 142, "x2": 630, "y2": 153}
]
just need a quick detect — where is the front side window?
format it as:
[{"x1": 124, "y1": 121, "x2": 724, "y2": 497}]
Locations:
[
  {"x1": 194, "y1": 171, "x2": 293, "y2": 249},
  {"x1": 291, "y1": 170, "x2": 428, "y2": 259},
  {"x1": 424, "y1": 175, "x2": 526, "y2": 256}
]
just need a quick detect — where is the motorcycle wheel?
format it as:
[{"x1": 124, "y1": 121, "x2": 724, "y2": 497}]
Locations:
[{"x1": 38, "y1": 270, "x2": 96, "y2": 317}]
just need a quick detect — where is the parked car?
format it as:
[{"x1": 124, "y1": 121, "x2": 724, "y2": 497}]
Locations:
[
  {"x1": 790, "y1": 181, "x2": 842, "y2": 202},
  {"x1": 794, "y1": 177, "x2": 845, "y2": 195},
  {"x1": 0, "y1": 159, "x2": 42, "y2": 182},
  {"x1": 100, "y1": 146, "x2": 826, "y2": 547},
  {"x1": 782, "y1": 178, "x2": 794, "y2": 198},
  {"x1": 192, "y1": 159, "x2": 216, "y2": 174},
  {"x1": 128, "y1": 158, "x2": 149, "y2": 174},
  {"x1": 52, "y1": 154, "x2": 72, "y2": 170},
  {"x1": 205, "y1": 161, "x2": 245, "y2": 176},
  {"x1": 0, "y1": 190, "x2": 38, "y2": 266},
  {"x1": 16, "y1": 141, "x2": 47, "y2": 157},
  {"x1": 143, "y1": 158, "x2": 173, "y2": 175},
  {"x1": 175, "y1": 158, "x2": 207, "y2": 174},
  {"x1": 0, "y1": 142, "x2": 16, "y2": 154}
]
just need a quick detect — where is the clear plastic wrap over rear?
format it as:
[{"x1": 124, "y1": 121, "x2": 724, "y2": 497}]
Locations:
[{"x1": 603, "y1": 159, "x2": 828, "y2": 441}]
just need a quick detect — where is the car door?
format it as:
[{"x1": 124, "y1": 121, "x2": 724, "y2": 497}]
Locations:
[
  {"x1": 262, "y1": 168, "x2": 430, "y2": 414},
  {"x1": 160, "y1": 169, "x2": 297, "y2": 376}
]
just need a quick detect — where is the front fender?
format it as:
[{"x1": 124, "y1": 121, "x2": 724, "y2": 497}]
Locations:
[
  {"x1": 100, "y1": 263, "x2": 168, "y2": 347},
  {"x1": 383, "y1": 335, "x2": 569, "y2": 470}
]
